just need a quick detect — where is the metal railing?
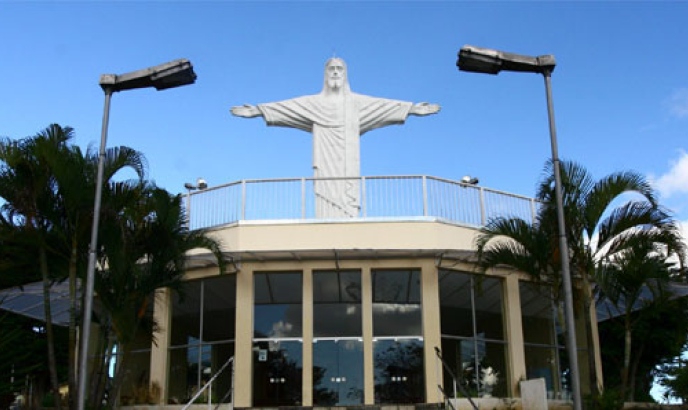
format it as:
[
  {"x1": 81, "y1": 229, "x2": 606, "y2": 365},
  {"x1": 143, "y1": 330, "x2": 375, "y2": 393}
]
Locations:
[{"x1": 185, "y1": 175, "x2": 538, "y2": 230}]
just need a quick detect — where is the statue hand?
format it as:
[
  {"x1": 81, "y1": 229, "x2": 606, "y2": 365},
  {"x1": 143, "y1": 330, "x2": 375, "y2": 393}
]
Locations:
[
  {"x1": 230, "y1": 104, "x2": 262, "y2": 118},
  {"x1": 410, "y1": 102, "x2": 441, "y2": 116}
]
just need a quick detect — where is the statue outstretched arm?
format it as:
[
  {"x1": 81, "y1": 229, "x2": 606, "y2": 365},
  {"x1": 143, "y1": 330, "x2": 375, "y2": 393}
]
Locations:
[
  {"x1": 409, "y1": 102, "x2": 441, "y2": 116},
  {"x1": 231, "y1": 104, "x2": 263, "y2": 118}
]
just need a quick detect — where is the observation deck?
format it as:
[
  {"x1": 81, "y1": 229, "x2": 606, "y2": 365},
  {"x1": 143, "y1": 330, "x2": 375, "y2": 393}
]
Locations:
[{"x1": 185, "y1": 175, "x2": 538, "y2": 230}]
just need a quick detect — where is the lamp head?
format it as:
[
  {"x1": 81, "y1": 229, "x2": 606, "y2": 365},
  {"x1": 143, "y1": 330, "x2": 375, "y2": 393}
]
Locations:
[
  {"x1": 457, "y1": 45, "x2": 556, "y2": 75},
  {"x1": 100, "y1": 59, "x2": 196, "y2": 92}
]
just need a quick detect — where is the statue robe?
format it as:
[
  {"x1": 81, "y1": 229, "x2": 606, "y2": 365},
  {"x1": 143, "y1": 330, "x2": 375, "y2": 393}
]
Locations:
[{"x1": 258, "y1": 93, "x2": 412, "y2": 218}]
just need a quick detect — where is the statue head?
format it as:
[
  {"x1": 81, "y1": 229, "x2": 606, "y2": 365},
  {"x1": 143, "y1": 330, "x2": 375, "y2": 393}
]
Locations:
[{"x1": 323, "y1": 57, "x2": 350, "y2": 94}]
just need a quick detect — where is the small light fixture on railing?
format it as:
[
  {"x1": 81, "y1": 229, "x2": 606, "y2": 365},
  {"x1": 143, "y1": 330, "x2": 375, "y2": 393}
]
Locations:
[
  {"x1": 184, "y1": 178, "x2": 208, "y2": 228},
  {"x1": 461, "y1": 175, "x2": 479, "y2": 185},
  {"x1": 184, "y1": 178, "x2": 208, "y2": 191}
]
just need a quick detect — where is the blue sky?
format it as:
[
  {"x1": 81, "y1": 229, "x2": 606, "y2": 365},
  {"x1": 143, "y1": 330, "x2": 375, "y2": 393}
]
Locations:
[{"x1": 1, "y1": 1, "x2": 687, "y2": 227}]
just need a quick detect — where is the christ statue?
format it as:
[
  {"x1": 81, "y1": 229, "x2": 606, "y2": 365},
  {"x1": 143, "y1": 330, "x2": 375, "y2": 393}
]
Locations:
[{"x1": 231, "y1": 57, "x2": 440, "y2": 218}]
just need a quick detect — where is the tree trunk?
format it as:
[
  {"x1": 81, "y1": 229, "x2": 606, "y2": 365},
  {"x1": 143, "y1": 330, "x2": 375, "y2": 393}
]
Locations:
[
  {"x1": 40, "y1": 244, "x2": 62, "y2": 410},
  {"x1": 87, "y1": 324, "x2": 112, "y2": 410},
  {"x1": 620, "y1": 315, "x2": 632, "y2": 401},
  {"x1": 628, "y1": 339, "x2": 646, "y2": 402},
  {"x1": 581, "y1": 276, "x2": 600, "y2": 397}
]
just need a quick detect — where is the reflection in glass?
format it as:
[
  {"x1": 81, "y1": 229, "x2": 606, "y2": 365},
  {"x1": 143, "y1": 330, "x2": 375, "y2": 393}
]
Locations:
[
  {"x1": 439, "y1": 270, "x2": 508, "y2": 398},
  {"x1": 168, "y1": 276, "x2": 236, "y2": 403},
  {"x1": 373, "y1": 270, "x2": 422, "y2": 337},
  {"x1": 254, "y1": 305, "x2": 303, "y2": 338},
  {"x1": 520, "y1": 281, "x2": 566, "y2": 397},
  {"x1": 313, "y1": 339, "x2": 364, "y2": 405},
  {"x1": 253, "y1": 272, "x2": 303, "y2": 406},
  {"x1": 252, "y1": 340, "x2": 303, "y2": 407},
  {"x1": 374, "y1": 338, "x2": 424, "y2": 403},
  {"x1": 254, "y1": 272, "x2": 303, "y2": 338},
  {"x1": 313, "y1": 270, "x2": 361, "y2": 338},
  {"x1": 373, "y1": 269, "x2": 420, "y2": 303}
]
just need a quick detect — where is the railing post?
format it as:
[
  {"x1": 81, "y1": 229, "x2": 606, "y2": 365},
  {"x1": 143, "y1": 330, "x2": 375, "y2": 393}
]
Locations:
[
  {"x1": 530, "y1": 198, "x2": 537, "y2": 224},
  {"x1": 301, "y1": 178, "x2": 307, "y2": 219},
  {"x1": 361, "y1": 176, "x2": 367, "y2": 217},
  {"x1": 479, "y1": 187, "x2": 487, "y2": 226},
  {"x1": 241, "y1": 180, "x2": 247, "y2": 220},
  {"x1": 422, "y1": 175, "x2": 428, "y2": 216},
  {"x1": 208, "y1": 383, "x2": 212, "y2": 410}
]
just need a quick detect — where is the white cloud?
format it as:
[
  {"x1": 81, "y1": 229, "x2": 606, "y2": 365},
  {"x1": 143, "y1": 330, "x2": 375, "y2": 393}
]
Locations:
[
  {"x1": 651, "y1": 151, "x2": 688, "y2": 199},
  {"x1": 667, "y1": 88, "x2": 688, "y2": 118}
]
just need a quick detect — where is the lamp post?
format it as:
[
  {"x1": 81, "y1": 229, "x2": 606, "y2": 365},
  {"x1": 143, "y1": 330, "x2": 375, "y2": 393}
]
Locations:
[
  {"x1": 457, "y1": 45, "x2": 582, "y2": 410},
  {"x1": 77, "y1": 59, "x2": 196, "y2": 410},
  {"x1": 184, "y1": 178, "x2": 208, "y2": 229}
]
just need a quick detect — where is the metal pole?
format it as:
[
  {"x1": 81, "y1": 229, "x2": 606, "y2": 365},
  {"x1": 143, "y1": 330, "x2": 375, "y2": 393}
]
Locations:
[
  {"x1": 77, "y1": 87, "x2": 113, "y2": 410},
  {"x1": 543, "y1": 71, "x2": 582, "y2": 410}
]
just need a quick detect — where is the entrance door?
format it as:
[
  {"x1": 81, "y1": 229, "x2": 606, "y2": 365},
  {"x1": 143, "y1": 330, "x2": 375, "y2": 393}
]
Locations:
[
  {"x1": 313, "y1": 339, "x2": 364, "y2": 405},
  {"x1": 252, "y1": 340, "x2": 303, "y2": 407}
]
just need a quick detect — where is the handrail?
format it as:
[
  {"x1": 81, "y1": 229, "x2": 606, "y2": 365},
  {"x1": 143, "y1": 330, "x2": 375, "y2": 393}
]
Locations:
[
  {"x1": 438, "y1": 385, "x2": 458, "y2": 410},
  {"x1": 182, "y1": 356, "x2": 234, "y2": 410},
  {"x1": 434, "y1": 346, "x2": 478, "y2": 410}
]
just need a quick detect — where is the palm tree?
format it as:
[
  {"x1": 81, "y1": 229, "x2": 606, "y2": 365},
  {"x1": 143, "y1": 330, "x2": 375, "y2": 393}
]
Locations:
[
  {"x1": 595, "y1": 237, "x2": 680, "y2": 401},
  {"x1": 0, "y1": 124, "x2": 148, "y2": 409},
  {"x1": 0, "y1": 131, "x2": 66, "y2": 409},
  {"x1": 476, "y1": 159, "x2": 684, "y2": 397},
  {"x1": 43, "y1": 128, "x2": 146, "y2": 408},
  {"x1": 91, "y1": 185, "x2": 227, "y2": 408}
]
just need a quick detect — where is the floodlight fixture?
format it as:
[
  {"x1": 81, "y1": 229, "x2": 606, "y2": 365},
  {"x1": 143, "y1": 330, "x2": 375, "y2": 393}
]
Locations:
[{"x1": 457, "y1": 45, "x2": 555, "y2": 75}]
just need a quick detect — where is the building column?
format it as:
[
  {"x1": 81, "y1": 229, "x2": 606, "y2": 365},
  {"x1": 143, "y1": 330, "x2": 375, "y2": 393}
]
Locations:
[
  {"x1": 302, "y1": 267, "x2": 313, "y2": 406},
  {"x1": 150, "y1": 287, "x2": 171, "y2": 404},
  {"x1": 503, "y1": 274, "x2": 526, "y2": 397},
  {"x1": 421, "y1": 261, "x2": 442, "y2": 404},
  {"x1": 234, "y1": 268, "x2": 254, "y2": 407},
  {"x1": 362, "y1": 266, "x2": 374, "y2": 405}
]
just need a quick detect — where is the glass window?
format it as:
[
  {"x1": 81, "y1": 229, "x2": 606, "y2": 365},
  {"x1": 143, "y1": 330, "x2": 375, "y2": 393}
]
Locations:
[
  {"x1": 168, "y1": 276, "x2": 236, "y2": 404},
  {"x1": 253, "y1": 272, "x2": 303, "y2": 407},
  {"x1": 474, "y1": 276, "x2": 504, "y2": 340},
  {"x1": 373, "y1": 338, "x2": 424, "y2": 403},
  {"x1": 314, "y1": 270, "x2": 361, "y2": 338},
  {"x1": 373, "y1": 269, "x2": 422, "y2": 337},
  {"x1": 314, "y1": 270, "x2": 361, "y2": 303},
  {"x1": 439, "y1": 271, "x2": 473, "y2": 337},
  {"x1": 313, "y1": 339, "x2": 364, "y2": 406},
  {"x1": 373, "y1": 269, "x2": 420, "y2": 303},
  {"x1": 439, "y1": 270, "x2": 507, "y2": 398},
  {"x1": 255, "y1": 271, "x2": 302, "y2": 304},
  {"x1": 520, "y1": 280, "x2": 574, "y2": 398},
  {"x1": 254, "y1": 272, "x2": 303, "y2": 339},
  {"x1": 252, "y1": 340, "x2": 303, "y2": 407}
]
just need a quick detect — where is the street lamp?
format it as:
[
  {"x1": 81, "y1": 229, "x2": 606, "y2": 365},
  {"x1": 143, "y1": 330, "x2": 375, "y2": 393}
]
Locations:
[
  {"x1": 457, "y1": 45, "x2": 582, "y2": 410},
  {"x1": 77, "y1": 59, "x2": 196, "y2": 410},
  {"x1": 184, "y1": 178, "x2": 208, "y2": 228}
]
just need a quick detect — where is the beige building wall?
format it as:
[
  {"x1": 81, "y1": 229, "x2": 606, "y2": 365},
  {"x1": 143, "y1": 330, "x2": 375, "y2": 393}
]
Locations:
[{"x1": 152, "y1": 218, "x2": 602, "y2": 406}]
